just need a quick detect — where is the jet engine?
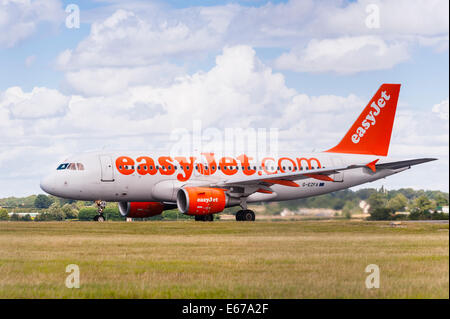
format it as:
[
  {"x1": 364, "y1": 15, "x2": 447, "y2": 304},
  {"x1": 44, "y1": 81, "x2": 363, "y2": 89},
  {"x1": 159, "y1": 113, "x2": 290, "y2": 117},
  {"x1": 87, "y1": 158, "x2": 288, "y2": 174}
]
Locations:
[
  {"x1": 176, "y1": 187, "x2": 227, "y2": 215},
  {"x1": 118, "y1": 201, "x2": 166, "y2": 218}
]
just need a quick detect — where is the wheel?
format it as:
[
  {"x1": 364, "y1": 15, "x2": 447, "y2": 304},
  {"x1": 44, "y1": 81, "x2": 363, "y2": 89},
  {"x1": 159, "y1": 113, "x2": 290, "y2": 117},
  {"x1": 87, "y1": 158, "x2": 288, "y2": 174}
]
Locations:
[
  {"x1": 242, "y1": 210, "x2": 255, "y2": 221},
  {"x1": 204, "y1": 214, "x2": 214, "y2": 222},
  {"x1": 195, "y1": 215, "x2": 204, "y2": 221},
  {"x1": 235, "y1": 210, "x2": 243, "y2": 221},
  {"x1": 93, "y1": 215, "x2": 105, "y2": 222}
]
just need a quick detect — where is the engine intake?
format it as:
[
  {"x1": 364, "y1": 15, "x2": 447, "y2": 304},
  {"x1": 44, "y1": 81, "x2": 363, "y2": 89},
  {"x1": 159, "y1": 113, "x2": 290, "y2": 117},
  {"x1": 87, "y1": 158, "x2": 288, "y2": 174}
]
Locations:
[
  {"x1": 118, "y1": 201, "x2": 165, "y2": 218},
  {"x1": 177, "y1": 187, "x2": 227, "y2": 215}
]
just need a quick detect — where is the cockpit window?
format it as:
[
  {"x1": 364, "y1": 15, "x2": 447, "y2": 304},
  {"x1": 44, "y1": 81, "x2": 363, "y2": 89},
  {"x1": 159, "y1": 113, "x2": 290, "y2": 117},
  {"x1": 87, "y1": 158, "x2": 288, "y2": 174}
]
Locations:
[
  {"x1": 57, "y1": 163, "x2": 69, "y2": 170},
  {"x1": 57, "y1": 162, "x2": 85, "y2": 170}
]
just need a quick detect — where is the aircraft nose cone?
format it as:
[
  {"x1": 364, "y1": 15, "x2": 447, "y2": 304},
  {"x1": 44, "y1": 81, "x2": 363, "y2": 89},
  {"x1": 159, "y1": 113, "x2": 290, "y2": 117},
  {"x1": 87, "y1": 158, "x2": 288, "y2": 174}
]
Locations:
[{"x1": 40, "y1": 175, "x2": 55, "y2": 194}]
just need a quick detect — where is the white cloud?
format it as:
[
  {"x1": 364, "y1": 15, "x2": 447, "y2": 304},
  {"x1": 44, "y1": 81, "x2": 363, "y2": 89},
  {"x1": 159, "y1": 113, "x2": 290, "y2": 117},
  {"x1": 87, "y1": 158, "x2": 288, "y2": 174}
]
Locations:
[
  {"x1": 432, "y1": 98, "x2": 449, "y2": 120},
  {"x1": 274, "y1": 36, "x2": 410, "y2": 74},
  {"x1": 61, "y1": 64, "x2": 185, "y2": 96},
  {"x1": 55, "y1": 0, "x2": 448, "y2": 78},
  {"x1": 0, "y1": 86, "x2": 69, "y2": 119},
  {"x1": 0, "y1": 0, "x2": 63, "y2": 48},
  {"x1": 56, "y1": 8, "x2": 224, "y2": 70}
]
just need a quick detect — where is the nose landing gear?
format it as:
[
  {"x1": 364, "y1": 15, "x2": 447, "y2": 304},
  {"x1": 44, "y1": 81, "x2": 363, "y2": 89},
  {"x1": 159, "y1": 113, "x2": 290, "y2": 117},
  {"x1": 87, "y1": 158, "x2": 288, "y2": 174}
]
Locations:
[{"x1": 94, "y1": 200, "x2": 106, "y2": 222}]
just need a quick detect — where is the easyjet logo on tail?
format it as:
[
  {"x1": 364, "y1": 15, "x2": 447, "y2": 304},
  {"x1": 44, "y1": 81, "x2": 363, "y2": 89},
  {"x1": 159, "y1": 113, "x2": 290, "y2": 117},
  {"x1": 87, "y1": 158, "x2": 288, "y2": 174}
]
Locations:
[
  {"x1": 352, "y1": 91, "x2": 390, "y2": 144},
  {"x1": 325, "y1": 83, "x2": 401, "y2": 156}
]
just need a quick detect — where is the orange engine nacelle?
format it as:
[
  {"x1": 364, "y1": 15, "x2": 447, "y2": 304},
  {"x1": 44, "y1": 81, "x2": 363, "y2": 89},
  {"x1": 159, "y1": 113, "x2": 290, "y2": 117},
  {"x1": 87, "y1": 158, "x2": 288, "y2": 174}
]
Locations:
[
  {"x1": 176, "y1": 187, "x2": 227, "y2": 215},
  {"x1": 118, "y1": 201, "x2": 165, "y2": 218}
]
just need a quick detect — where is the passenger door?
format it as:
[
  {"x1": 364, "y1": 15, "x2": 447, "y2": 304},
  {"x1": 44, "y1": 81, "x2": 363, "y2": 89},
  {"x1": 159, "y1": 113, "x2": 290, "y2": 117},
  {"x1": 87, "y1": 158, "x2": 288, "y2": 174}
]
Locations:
[{"x1": 99, "y1": 155, "x2": 114, "y2": 182}]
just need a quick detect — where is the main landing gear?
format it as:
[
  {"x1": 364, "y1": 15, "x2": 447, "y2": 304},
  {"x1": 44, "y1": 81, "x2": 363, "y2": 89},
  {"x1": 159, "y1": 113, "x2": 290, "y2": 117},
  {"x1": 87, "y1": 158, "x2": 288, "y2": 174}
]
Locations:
[
  {"x1": 94, "y1": 200, "x2": 106, "y2": 222},
  {"x1": 235, "y1": 197, "x2": 255, "y2": 221},
  {"x1": 195, "y1": 215, "x2": 214, "y2": 222},
  {"x1": 235, "y1": 209, "x2": 255, "y2": 221}
]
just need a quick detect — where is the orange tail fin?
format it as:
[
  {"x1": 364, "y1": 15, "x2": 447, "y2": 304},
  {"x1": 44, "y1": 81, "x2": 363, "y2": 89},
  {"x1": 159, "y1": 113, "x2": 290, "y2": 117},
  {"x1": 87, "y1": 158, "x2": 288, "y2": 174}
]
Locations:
[{"x1": 325, "y1": 83, "x2": 401, "y2": 156}]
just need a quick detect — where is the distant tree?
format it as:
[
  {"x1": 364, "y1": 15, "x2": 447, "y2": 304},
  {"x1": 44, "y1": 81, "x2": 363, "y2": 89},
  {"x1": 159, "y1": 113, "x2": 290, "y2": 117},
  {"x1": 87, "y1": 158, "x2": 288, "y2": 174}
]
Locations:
[
  {"x1": 409, "y1": 195, "x2": 436, "y2": 220},
  {"x1": 434, "y1": 194, "x2": 449, "y2": 207},
  {"x1": 0, "y1": 208, "x2": 9, "y2": 220},
  {"x1": 103, "y1": 206, "x2": 124, "y2": 221},
  {"x1": 368, "y1": 207, "x2": 394, "y2": 220},
  {"x1": 412, "y1": 195, "x2": 435, "y2": 212},
  {"x1": 21, "y1": 214, "x2": 32, "y2": 221},
  {"x1": 397, "y1": 188, "x2": 417, "y2": 200},
  {"x1": 10, "y1": 213, "x2": 20, "y2": 221},
  {"x1": 61, "y1": 204, "x2": 78, "y2": 219},
  {"x1": 387, "y1": 194, "x2": 408, "y2": 212},
  {"x1": 34, "y1": 195, "x2": 53, "y2": 209},
  {"x1": 78, "y1": 207, "x2": 98, "y2": 221},
  {"x1": 355, "y1": 188, "x2": 378, "y2": 200},
  {"x1": 367, "y1": 192, "x2": 388, "y2": 213},
  {"x1": 46, "y1": 203, "x2": 66, "y2": 221}
]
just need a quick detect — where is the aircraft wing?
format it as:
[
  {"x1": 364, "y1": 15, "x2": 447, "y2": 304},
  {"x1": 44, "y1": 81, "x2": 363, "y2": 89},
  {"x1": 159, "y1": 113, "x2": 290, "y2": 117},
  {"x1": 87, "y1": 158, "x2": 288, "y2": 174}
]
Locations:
[
  {"x1": 216, "y1": 158, "x2": 437, "y2": 187},
  {"x1": 217, "y1": 165, "x2": 349, "y2": 187}
]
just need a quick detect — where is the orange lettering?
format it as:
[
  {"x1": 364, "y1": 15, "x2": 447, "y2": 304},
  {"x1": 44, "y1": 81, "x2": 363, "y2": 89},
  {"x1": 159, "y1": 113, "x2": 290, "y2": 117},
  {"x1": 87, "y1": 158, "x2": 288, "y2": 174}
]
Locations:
[{"x1": 115, "y1": 156, "x2": 135, "y2": 175}]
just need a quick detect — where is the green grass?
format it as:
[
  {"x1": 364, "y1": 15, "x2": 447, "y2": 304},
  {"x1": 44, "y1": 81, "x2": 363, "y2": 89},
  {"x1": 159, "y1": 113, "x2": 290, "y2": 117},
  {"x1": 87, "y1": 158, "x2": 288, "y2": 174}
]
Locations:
[{"x1": 0, "y1": 220, "x2": 448, "y2": 298}]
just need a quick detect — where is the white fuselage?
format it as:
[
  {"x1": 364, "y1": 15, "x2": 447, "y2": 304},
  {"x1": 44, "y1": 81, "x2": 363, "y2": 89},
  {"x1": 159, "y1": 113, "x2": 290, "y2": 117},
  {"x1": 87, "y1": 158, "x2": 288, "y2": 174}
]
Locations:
[{"x1": 40, "y1": 151, "x2": 407, "y2": 205}]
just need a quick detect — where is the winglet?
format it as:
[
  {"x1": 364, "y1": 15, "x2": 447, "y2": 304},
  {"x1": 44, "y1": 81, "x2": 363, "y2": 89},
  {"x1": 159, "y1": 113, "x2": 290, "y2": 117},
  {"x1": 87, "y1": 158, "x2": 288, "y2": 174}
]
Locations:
[{"x1": 366, "y1": 159, "x2": 379, "y2": 172}]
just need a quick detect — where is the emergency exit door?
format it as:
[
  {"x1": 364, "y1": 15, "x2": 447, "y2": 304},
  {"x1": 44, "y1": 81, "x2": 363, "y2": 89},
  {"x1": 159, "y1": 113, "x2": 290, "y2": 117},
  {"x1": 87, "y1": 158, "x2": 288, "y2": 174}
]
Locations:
[{"x1": 99, "y1": 155, "x2": 114, "y2": 182}]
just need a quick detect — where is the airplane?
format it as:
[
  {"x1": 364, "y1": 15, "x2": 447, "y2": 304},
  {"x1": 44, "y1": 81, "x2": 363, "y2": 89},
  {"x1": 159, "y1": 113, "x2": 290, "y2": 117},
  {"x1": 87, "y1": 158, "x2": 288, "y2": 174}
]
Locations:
[{"x1": 40, "y1": 83, "x2": 436, "y2": 222}]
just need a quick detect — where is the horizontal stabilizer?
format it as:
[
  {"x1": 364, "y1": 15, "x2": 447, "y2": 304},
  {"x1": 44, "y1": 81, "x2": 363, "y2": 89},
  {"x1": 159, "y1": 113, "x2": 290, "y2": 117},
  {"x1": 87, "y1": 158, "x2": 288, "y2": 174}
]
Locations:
[{"x1": 375, "y1": 158, "x2": 437, "y2": 170}]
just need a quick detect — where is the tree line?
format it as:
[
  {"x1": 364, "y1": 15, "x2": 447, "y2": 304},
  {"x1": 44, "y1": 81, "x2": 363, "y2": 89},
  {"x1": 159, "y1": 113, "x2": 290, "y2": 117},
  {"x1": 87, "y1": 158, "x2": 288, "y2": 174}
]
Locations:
[{"x1": 0, "y1": 188, "x2": 448, "y2": 221}]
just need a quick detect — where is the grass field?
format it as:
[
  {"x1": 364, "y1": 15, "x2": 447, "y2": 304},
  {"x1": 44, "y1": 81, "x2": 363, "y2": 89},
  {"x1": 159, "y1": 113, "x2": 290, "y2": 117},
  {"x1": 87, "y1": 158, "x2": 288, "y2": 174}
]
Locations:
[{"x1": 0, "y1": 220, "x2": 448, "y2": 298}]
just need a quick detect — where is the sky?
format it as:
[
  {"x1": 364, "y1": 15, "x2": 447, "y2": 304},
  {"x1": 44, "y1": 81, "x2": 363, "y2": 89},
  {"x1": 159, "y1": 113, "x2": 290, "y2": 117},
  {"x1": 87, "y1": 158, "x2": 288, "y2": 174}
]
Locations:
[{"x1": 0, "y1": 0, "x2": 448, "y2": 197}]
